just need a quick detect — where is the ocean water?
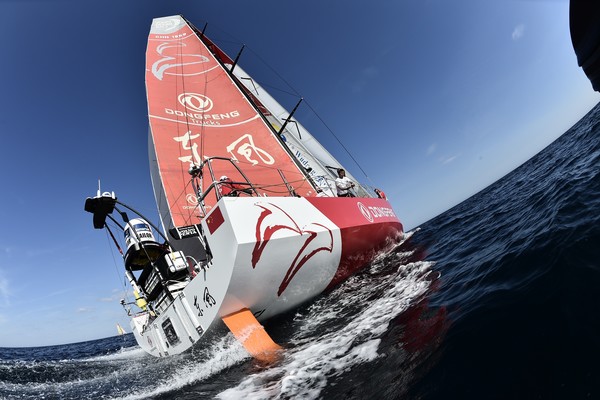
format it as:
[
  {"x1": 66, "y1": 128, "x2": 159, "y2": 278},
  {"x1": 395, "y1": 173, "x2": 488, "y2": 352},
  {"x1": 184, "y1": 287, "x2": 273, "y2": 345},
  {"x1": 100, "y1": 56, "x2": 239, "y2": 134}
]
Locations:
[{"x1": 1, "y1": 102, "x2": 599, "y2": 399}]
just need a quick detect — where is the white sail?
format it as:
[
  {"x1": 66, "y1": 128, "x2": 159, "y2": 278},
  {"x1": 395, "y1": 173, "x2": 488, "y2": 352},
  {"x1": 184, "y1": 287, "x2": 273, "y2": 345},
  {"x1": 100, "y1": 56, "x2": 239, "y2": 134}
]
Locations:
[
  {"x1": 230, "y1": 65, "x2": 371, "y2": 198},
  {"x1": 116, "y1": 323, "x2": 126, "y2": 335}
]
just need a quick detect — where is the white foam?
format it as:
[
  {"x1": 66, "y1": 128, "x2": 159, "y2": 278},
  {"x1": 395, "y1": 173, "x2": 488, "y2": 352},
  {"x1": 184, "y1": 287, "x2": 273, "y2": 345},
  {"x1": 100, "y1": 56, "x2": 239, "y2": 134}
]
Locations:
[
  {"x1": 78, "y1": 344, "x2": 146, "y2": 362},
  {"x1": 217, "y1": 260, "x2": 434, "y2": 399},
  {"x1": 115, "y1": 334, "x2": 250, "y2": 400}
]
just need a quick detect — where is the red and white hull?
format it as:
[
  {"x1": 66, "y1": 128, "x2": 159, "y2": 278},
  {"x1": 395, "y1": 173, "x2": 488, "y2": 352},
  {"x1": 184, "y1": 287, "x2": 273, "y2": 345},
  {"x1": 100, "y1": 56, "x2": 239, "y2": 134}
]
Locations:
[
  {"x1": 128, "y1": 15, "x2": 404, "y2": 359},
  {"x1": 207, "y1": 196, "x2": 402, "y2": 320},
  {"x1": 132, "y1": 196, "x2": 401, "y2": 356}
]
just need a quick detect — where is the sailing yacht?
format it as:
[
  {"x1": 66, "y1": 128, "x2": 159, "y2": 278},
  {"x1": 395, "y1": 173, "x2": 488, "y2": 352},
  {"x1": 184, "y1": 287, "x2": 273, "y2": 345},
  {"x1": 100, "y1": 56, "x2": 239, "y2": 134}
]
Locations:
[
  {"x1": 116, "y1": 323, "x2": 126, "y2": 336},
  {"x1": 85, "y1": 15, "x2": 403, "y2": 361}
]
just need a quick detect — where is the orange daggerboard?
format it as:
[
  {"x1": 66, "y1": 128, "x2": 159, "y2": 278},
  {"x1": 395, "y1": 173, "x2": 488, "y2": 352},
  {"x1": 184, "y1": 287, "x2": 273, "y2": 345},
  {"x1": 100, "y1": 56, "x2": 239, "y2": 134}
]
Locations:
[
  {"x1": 146, "y1": 16, "x2": 313, "y2": 228},
  {"x1": 222, "y1": 308, "x2": 282, "y2": 363}
]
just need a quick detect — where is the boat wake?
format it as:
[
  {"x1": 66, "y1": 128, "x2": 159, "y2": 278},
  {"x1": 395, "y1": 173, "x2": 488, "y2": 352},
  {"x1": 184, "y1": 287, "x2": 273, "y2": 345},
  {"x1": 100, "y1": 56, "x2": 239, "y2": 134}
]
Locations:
[
  {"x1": 113, "y1": 233, "x2": 438, "y2": 400},
  {"x1": 216, "y1": 238, "x2": 437, "y2": 399},
  {"x1": 0, "y1": 234, "x2": 439, "y2": 400}
]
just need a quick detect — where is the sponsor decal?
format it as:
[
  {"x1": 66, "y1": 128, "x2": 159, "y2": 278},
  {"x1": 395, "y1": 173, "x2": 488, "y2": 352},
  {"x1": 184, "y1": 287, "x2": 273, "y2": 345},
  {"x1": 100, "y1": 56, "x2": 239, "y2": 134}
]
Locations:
[
  {"x1": 227, "y1": 134, "x2": 275, "y2": 166},
  {"x1": 368, "y1": 206, "x2": 396, "y2": 218},
  {"x1": 357, "y1": 202, "x2": 396, "y2": 221},
  {"x1": 151, "y1": 42, "x2": 212, "y2": 80},
  {"x1": 251, "y1": 202, "x2": 334, "y2": 296},
  {"x1": 163, "y1": 108, "x2": 242, "y2": 126},
  {"x1": 186, "y1": 193, "x2": 198, "y2": 205},
  {"x1": 153, "y1": 17, "x2": 182, "y2": 33},
  {"x1": 175, "y1": 225, "x2": 200, "y2": 239},
  {"x1": 162, "y1": 93, "x2": 242, "y2": 126},
  {"x1": 357, "y1": 202, "x2": 374, "y2": 222},
  {"x1": 205, "y1": 206, "x2": 225, "y2": 234},
  {"x1": 178, "y1": 93, "x2": 213, "y2": 113}
]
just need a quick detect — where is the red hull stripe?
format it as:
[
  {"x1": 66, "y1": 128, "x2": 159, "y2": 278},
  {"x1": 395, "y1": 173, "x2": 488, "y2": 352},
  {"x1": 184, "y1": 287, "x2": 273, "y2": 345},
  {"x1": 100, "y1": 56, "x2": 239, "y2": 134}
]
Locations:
[{"x1": 306, "y1": 197, "x2": 403, "y2": 289}]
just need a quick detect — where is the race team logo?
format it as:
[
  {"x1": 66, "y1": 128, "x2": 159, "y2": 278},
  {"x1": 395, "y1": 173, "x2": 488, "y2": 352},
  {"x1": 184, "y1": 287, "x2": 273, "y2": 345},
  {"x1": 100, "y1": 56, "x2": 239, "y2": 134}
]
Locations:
[
  {"x1": 251, "y1": 202, "x2": 334, "y2": 296},
  {"x1": 186, "y1": 193, "x2": 198, "y2": 205},
  {"x1": 357, "y1": 202, "x2": 374, "y2": 222},
  {"x1": 178, "y1": 93, "x2": 213, "y2": 113},
  {"x1": 153, "y1": 17, "x2": 182, "y2": 33},
  {"x1": 151, "y1": 42, "x2": 212, "y2": 81}
]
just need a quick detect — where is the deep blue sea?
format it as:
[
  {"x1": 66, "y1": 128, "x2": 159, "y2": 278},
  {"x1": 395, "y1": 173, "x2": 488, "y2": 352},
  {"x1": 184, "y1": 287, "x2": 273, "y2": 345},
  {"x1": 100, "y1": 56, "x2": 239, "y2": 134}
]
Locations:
[{"x1": 2, "y1": 103, "x2": 599, "y2": 399}]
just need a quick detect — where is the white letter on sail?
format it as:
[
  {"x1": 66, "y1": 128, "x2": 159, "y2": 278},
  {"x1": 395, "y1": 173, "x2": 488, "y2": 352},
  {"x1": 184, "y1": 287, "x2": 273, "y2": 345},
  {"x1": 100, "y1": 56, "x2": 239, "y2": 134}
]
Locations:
[
  {"x1": 174, "y1": 131, "x2": 201, "y2": 165},
  {"x1": 226, "y1": 134, "x2": 275, "y2": 166}
]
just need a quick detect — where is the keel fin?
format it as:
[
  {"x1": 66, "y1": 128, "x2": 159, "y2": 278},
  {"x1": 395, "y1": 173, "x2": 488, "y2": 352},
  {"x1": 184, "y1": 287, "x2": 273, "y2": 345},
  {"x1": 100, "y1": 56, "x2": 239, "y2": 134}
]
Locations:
[{"x1": 222, "y1": 308, "x2": 282, "y2": 363}]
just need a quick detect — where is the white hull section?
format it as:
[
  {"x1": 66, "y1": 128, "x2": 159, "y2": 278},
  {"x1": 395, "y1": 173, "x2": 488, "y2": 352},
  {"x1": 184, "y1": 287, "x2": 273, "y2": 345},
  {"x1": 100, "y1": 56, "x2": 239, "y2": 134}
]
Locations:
[
  {"x1": 131, "y1": 197, "x2": 342, "y2": 356},
  {"x1": 131, "y1": 239, "x2": 236, "y2": 357},
  {"x1": 208, "y1": 197, "x2": 342, "y2": 320}
]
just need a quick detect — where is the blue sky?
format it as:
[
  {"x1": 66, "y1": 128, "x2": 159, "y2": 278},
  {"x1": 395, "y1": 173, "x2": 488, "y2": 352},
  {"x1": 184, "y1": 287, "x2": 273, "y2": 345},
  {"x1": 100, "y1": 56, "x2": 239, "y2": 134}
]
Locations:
[{"x1": 0, "y1": 0, "x2": 598, "y2": 347}]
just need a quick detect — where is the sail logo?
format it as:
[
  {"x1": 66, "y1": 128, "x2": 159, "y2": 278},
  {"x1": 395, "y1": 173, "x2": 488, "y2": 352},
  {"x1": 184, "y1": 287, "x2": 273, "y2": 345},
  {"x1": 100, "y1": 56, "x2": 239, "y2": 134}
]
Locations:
[
  {"x1": 178, "y1": 93, "x2": 213, "y2": 113},
  {"x1": 153, "y1": 17, "x2": 182, "y2": 33},
  {"x1": 186, "y1": 193, "x2": 198, "y2": 206},
  {"x1": 161, "y1": 92, "x2": 243, "y2": 126},
  {"x1": 151, "y1": 42, "x2": 213, "y2": 80},
  {"x1": 227, "y1": 134, "x2": 275, "y2": 166},
  {"x1": 357, "y1": 202, "x2": 374, "y2": 222}
]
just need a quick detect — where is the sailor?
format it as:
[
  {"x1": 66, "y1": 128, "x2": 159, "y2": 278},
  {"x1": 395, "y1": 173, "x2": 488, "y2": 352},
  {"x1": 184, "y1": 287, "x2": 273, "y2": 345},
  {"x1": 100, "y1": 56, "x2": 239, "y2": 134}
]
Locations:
[
  {"x1": 218, "y1": 176, "x2": 252, "y2": 197},
  {"x1": 218, "y1": 176, "x2": 236, "y2": 197},
  {"x1": 335, "y1": 168, "x2": 355, "y2": 197},
  {"x1": 374, "y1": 188, "x2": 387, "y2": 200}
]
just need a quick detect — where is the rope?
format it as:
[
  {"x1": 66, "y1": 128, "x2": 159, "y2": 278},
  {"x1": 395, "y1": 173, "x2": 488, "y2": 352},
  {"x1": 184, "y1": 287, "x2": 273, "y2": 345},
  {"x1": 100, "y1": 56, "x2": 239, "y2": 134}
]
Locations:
[
  {"x1": 105, "y1": 224, "x2": 130, "y2": 304},
  {"x1": 184, "y1": 17, "x2": 372, "y2": 183},
  {"x1": 302, "y1": 100, "x2": 373, "y2": 183}
]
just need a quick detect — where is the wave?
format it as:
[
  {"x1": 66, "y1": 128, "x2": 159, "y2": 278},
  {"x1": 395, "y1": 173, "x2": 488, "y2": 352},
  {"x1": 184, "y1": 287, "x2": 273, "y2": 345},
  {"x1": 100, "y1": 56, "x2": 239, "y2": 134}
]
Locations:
[{"x1": 216, "y1": 246, "x2": 437, "y2": 399}]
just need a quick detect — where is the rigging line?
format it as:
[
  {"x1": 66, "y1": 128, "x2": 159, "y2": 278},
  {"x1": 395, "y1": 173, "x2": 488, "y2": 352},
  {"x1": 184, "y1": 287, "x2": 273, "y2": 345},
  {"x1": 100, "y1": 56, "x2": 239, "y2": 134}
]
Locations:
[
  {"x1": 199, "y1": 60, "x2": 210, "y2": 171},
  {"x1": 251, "y1": 177, "x2": 308, "y2": 189},
  {"x1": 165, "y1": 174, "x2": 203, "y2": 227},
  {"x1": 186, "y1": 17, "x2": 240, "y2": 46},
  {"x1": 303, "y1": 99, "x2": 372, "y2": 182},
  {"x1": 149, "y1": 137, "x2": 167, "y2": 227},
  {"x1": 105, "y1": 225, "x2": 129, "y2": 298},
  {"x1": 246, "y1": 47, "x2": 301, "y2": 97},
  {"x1": 186, "y1": 18, "x2": 301, "y2": 102},
  {"x1": 249, "y1": 80, "x2": 300, "y2": 99},
  {"x1": 198, "y1": 27, "x2": 373, "y2": 185},
  {"x1": 179, "y1": 35, "x2": 193, "y2": 138},
  {"x1": 181, "y1": 21, "x2": 368, "y2": 192},
  {"x1": 177, "y1": 35, "x2": 195, "y2": 176},
  {"x1": 171, "y1": 32, "x2": 202, "y2": 220}
]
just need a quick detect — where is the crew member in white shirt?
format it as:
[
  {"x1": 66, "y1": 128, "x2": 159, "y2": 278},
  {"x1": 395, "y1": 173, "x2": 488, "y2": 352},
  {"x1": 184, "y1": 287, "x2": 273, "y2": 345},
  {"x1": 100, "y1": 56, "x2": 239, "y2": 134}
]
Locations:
[{"x1": 335, "y1": 168, "x2": 355, "y2": 197}]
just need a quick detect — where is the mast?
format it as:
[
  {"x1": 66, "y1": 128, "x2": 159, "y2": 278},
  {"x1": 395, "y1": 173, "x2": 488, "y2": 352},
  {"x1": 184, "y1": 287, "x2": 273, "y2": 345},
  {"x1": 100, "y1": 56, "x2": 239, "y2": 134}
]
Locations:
[
  {"x1": 145, "y1": 15, "x2": 318, "y2": 229},
  {"x1": 182, "y1": 16, "x2": 319, "y2": 189}
]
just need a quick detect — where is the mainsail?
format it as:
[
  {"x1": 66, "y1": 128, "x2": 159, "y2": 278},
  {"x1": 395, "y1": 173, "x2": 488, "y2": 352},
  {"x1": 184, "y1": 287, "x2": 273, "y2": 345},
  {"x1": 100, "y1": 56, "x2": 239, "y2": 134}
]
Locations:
[{"x1": 145, "y1": 16, "x2": 316, "y2": 229}]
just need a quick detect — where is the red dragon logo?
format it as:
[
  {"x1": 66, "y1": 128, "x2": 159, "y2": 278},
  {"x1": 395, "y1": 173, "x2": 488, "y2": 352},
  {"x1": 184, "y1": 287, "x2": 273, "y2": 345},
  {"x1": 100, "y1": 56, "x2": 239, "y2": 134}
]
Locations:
[{"x1": 251, "y1": 203, "x2": 334, "y2": 296}]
